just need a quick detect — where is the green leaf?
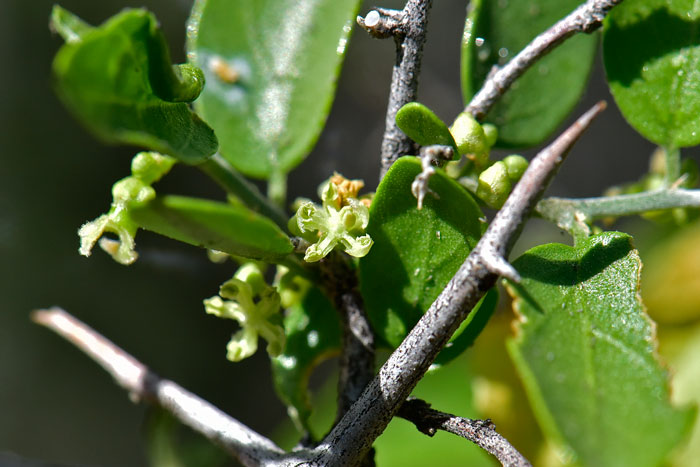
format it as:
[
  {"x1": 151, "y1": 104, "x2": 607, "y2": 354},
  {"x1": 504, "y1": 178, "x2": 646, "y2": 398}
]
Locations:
[
  {"x1": 187, "y1": 0, "x2": 361, "y2": 179},
  {"x1": 507, "y1": 232, "x2": 693, "y2": 467},
  {"x1": 603, "y1": 0, "x2": 700, "y2": 148},
  {"x1": 395, "y1": 102, "x2": 458, "y2": 155},
  {"x1": 51, "y1": 7, "x2": 217, "y2": 164},
  {"x1": 359, "y1": 157, "x2": 486, "y2": 352},
  {"x1": 462, "y1": 0, "x2": 597, "y2": 147},
  {"x1": 271, "y1": 287, "x2": 341, "y2": 430},
  {"x1": 51, "y1": 5, "x2": 93, "y2": 43},
  {"x1": 129, "y1": 195, "x2": 293, "y2": 261}
]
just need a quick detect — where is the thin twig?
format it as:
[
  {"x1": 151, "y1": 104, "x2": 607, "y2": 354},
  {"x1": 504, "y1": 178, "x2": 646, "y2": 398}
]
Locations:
[
  {"x1": 31, "y1": 308, "x2": 285, "y2": 467},
  {"x1": 397, "y1": 399, "x2": 531, "y2": 467},
  {"x1": 536, "y1": 189, "x2": 700, "y2": 237},
  {"x1": 307, "y1": 102, "x2": 606, "y2": 466},
  {"x1": 318, "y1": 253, "x2": 375, "y2": 423},
  {"x1": 465, "y1": 0, "x2": 623, "y2": 121},
  {"x1": 358, "y1": 0, "x2": 434, "y2": 179}
]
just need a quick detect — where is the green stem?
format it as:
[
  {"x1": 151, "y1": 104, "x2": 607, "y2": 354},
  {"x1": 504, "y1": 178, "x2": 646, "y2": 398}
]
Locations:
[
  {"x1": 664, "y1": 146, "x2": 681, "y2": 186},
  {"x1": 199, "y1": 156, "x2": 319, "y2": 285},
  {"x1": 198, "y1": 154, "x2": 288, "y2": 230},
  {"x1": 268, "y1": 170, "x2": 287, "y2": 209},
  {"x1": 536, "y1": 188, "x2": 700, "y2": 236}
]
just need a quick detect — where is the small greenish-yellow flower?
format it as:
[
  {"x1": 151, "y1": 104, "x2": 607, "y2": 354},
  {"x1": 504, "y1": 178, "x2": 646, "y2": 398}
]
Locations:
[
  {"x1": 295, "y1": 176, "x2": 373, "y2": 262},
  {"x1": 78, "y1": 152, "x2": 175, "y2": 265},
  {"x1": 204, "y1": 263, "x2": 285, "y2": 362}
]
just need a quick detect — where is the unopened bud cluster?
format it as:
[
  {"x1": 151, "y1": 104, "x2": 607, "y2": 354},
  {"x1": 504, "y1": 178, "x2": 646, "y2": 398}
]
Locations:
[{"x1": 449, "y1": 112, "x2": 528, "y2": 209}]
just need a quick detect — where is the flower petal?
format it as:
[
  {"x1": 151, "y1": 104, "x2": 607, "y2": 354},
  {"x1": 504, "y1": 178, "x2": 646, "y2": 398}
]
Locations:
[
  {"x1": 78, "y1": 213, "x2": 139, "y2": 265},
  {"x1": 296, "y1": 201, "x2": 327, "y2": 234},
  {"x1": 226, "y1": 328, "x2": 258, "y2": 362},
  {"x1": 304, "y1": 233, "x2": 338, "y2": 262},
  {"x1": 341, "y1": 233, "x2": 373, "y2": 258},
  {"x1": 319, "y1": 180, "x2": 341, "y2": 209},
  {"x1": 203, "y1": 295, "x2": 246, "y2": 323}
]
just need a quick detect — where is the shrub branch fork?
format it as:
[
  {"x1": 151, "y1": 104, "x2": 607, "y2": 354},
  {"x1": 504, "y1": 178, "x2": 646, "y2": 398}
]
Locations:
[
  {"x1": 32, "y1": 106, "x2": 607, "y2": 467},
  {"x1": 33, "y1": 0, "x2": 624, "y2": 463}
]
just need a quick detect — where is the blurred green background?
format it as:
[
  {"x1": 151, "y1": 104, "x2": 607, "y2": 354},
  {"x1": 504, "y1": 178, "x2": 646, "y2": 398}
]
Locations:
[{"x1": 2, "y1": 0, "x2": 697, "y2": 465}]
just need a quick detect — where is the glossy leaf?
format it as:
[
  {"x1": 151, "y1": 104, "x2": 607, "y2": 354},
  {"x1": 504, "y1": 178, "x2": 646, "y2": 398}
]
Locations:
[
  {"x1": 359, "y1": 157, "x2": 486, "y2": 353},
  {"x1": 507, "y1": 232, "x2": 693, "y2": 466},
  {"x1": 187, "y1": 0, "x2": 361, "y2": 179},
  {"x1": 271, "y1": 287, "x2": 341, "y2": 429},
  {"x1": 603, "y1": 0, "x2": 700, "y2": 148},
  {"x1": 129, "y1": 195, "x2": 293, "y2": 261},
  {"x1": 51, "y1": 7, "x2": 217, "y2": 164},
  {"x1": 395, "y1": 102, "x2": 458, "y2": 155},
  {"x1": 462, "y1": 0, "x2": 597, "y2": 147}
]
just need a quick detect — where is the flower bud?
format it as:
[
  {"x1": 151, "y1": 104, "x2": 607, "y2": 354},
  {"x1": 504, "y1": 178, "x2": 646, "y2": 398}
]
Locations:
[
  {"x1": 476, "y1": 161, "x2": 512, "y2": 209},
  {"x1": 503, "y1": 154, "x2": 529, "y2": 183},
  {"x1": 482, "y1": 123, "x2": 498, "y2": 148},
  {"x1": 130, "y1": 152, "x2": 176, "y2": 185},
  {"x1": 450, "y1": 112, "x2": 489, "y2": 166}
]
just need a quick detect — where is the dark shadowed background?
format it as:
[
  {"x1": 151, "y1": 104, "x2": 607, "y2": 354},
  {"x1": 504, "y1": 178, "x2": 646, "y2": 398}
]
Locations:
[{"x1": 0, "y1": 0, "x2": 685, "y2": 465}]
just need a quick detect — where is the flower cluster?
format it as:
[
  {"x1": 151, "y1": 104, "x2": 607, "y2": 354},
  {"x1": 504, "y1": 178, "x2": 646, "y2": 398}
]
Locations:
[
  {"x1": 442, "y1": 114, "x2": 531, "y2": 209},
  {"x1": 78, "y1": 152, "x2": 175, "y2": 264},
  {"x1": 204, "y1": 263, "x2": 285, "y2": 362},
  {"x1": 292, "y1": 174, "x2": 373, "y2": 262}
]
